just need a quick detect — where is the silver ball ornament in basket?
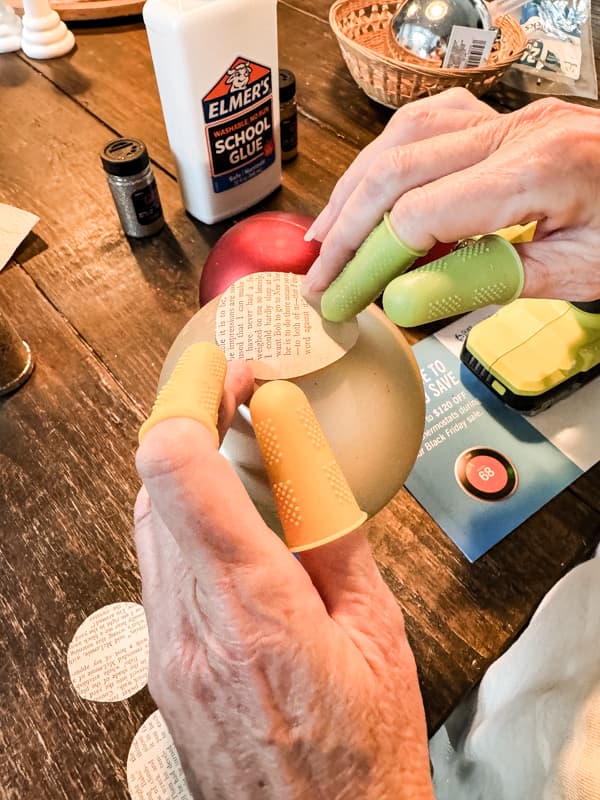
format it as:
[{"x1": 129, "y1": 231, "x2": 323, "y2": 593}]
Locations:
[
  {"x1": 390, "y1": 0, "x2": 493, "y2": 64},
  {"x1": 329, "y1": 0, "x2": 527, "y2": 109}
]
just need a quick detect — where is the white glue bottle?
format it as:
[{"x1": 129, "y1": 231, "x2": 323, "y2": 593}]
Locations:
[{"x1": 143, "y1": 0, "x2": 281, "y2": 224}]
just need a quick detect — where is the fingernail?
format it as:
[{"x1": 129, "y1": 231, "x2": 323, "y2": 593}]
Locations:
[
  {"x1": 304, "y1": 207, "x2": 327, "y2": 242},
  {"x1": 304, "y1": 227, "x2": 315, "y2": 243}
]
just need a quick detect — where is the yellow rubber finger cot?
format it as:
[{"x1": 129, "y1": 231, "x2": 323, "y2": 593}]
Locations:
[
  {"x1": 249, "y1": 381, "x2": 367, "y2": 552},
  {"x1": 138, "y1": 342, "x2": 227, "y2": 446}
]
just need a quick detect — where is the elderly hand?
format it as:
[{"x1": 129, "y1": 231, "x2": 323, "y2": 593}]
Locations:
[
  {"x1": 134, "y1": 361, "x2": 433, "y2": 800},
  {"x1": 305, "y1": 89, "x2": 600, "y2": 304}
]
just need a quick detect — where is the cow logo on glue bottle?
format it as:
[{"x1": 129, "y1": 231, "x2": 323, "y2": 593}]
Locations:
[
  {"x1": 226, "y1": 61, "x2": 252, "y2": 91},
  {"x1": 202, "y1": 56, "x2": 276, "y2": 194}
]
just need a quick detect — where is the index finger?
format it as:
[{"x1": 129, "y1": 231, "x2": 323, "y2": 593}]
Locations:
[
  {"x1": 137, "y1": 342, "x2": 281, "y2": 564},
  {"x1": 306, "y1": 90, "x2": 498, "y2": 246},
  {"x1": 309, "y1": 114, "x2": 506, "y2": 293},
  {"x1": 136, "y1": 417, "x2": 289, "y2": 568}
]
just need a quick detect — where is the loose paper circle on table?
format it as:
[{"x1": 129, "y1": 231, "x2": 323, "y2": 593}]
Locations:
[
  {"x1": 67, "y1": 602, "x2": 149, "y2": 703},
  {"x1": 127, "y1": 710, "x2": 192, "y2": 800},
  {"x1": 215, "y1": 272, "x2": 359, "y2": 380}
]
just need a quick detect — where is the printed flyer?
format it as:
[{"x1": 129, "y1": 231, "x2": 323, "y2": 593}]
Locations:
[{"x1": 405, "y1": 308, "x2": 600, "y2": 561}]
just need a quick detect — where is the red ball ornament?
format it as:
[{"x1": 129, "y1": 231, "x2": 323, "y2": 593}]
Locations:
[
  {"x1": 199, "y1": 211, "x2": 321, "y2": 306},
  {"x1": 412, "y1": 239, "x2": 457, "y2": 267}
]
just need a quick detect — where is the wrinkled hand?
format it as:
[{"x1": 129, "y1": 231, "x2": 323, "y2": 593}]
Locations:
[
  {"x1": 134, "y1": 362, "x2": 433, "y2": 800},
  {"x1": 305, "y1": 89, "x2": 600, "y2": 303}
]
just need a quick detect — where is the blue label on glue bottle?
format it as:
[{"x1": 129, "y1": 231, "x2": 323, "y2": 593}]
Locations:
[{"x1": 202, "y1": 57, "x2": 276, "y2": 194}]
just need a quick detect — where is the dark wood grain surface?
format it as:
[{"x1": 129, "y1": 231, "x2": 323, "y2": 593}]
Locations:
[{"x1": 2, "y1": 2, "x2": 600, "y2": 797}]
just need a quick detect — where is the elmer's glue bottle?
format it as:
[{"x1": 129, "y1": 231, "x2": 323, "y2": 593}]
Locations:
[{"x1": 143, "y1": 0, "x2": 281, "y2": 224}]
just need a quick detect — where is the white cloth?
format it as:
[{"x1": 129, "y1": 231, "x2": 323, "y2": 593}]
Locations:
[{"x1": 429, "y1": 553, "x2": 600, "y2": 800}]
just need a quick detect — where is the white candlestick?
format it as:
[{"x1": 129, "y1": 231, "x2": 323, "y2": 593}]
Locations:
[
  {"x1": 0, "y1": 0, "x2": 21, "y2": 53},
  {"x1": 21, "y1": 0, "x2": 75, "y2": 59}
]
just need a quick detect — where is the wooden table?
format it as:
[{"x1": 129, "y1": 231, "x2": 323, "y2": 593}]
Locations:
[{"x1": 2, "y1": 3, "x2": 600, "y2": 796}]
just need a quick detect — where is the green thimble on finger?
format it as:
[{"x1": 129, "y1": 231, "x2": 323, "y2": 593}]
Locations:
[
  {"x1": 320, "y1": 213, "x2": 426, "y2": 323},
  {"x1": 382, "y1": 235, "x2": 524, "y2": 327}
]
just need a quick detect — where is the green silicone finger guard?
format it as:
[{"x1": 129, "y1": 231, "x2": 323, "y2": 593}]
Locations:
[
  {"x1": 382, "y1": 235, "x2": 524, "y2": 327},
  {"x1": 320, "y1": 213, "x2": 426, "y2": 323}
]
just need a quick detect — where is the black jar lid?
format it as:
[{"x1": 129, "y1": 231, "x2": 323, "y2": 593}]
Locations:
[
  {"x1": 279, "y1": 69, "x2": 296, "y2": 103},
  {"x1": 101, "y1": 138, "x2": 150, "y2": 176}
]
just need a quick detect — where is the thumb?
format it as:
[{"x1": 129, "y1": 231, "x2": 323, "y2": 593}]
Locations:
[
  {"x1": 136, "y1": 419, "x2": 286, "y2": 569},
  {"x1": 136, "y1": 343, "x2": 295, "y2": 579}
]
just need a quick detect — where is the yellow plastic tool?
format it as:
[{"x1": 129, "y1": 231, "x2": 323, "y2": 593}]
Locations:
[
  {"x1": 250, "y1": 380, "x2": 367, "y2": 552},
  {"x1": 491, "y1": 220, "x2": 537, "y2": 244},
  {"x1": 138, "y1": 342, "x2": 227, "y2": 445},
  {"x1": 462, "y1": 298, "x2": 600, "y2": 412}
]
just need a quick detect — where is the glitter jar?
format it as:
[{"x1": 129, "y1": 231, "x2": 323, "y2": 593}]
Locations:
[
  {"x1": 279, "y1": 68, "x2": 297, "y2": 162},
  {"x1": 100, "y1": 138, "x2": 164, "y2": 238}
]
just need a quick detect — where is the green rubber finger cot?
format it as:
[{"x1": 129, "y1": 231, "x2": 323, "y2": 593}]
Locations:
[
  {"x1": 320, "y1": 213, "x2": 426, "y2": 323},
  {"x1": 382, "y1": 235, "x2": 524, "y2": 328}
]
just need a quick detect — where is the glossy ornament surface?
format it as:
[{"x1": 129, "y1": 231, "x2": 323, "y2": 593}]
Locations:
[
  {"x1": 160, "y1": 294, "x2": 425, "y2": 536},
  {"x1": 199, "y1": 211, "x2": 321, "y2": 306},
  {"x1": 390, "y1": 0, "x2": 492, "y2": 63}
]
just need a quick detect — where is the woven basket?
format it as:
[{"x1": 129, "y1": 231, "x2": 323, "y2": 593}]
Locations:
[{"x1": 330, "y1": 0, "x2": 527, "y2": 108}]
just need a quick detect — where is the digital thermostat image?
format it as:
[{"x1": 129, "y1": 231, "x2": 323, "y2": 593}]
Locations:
[{"x1": 454, "y1": 446, "x2": 518, "y2": 502}]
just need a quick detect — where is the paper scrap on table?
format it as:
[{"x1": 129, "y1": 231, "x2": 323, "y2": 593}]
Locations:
[
  {"x1": 67, "y1": 602, "x2": 149, "y2": 703},
  {"x1": 0, "y1": 203, "x2": 39, "y2": 272},
  {"x1": 127, "y1": 710, "x2": 192, "y2": 800},
  {"x1": 215, "y1": 271, "x2": 359, "y2": 380}
]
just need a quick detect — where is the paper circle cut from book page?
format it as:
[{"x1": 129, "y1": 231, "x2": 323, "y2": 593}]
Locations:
[
  {"x1": 67, "y1": 602, "x2": 149, "y2": 703},
  {"x1": 215, "y1": 271, "x2": 359, "y2": 380},
  {"x1": 127, "y1": 710, "x2": 193, "y2": 800}
]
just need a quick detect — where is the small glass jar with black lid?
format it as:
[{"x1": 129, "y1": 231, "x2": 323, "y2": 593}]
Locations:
[
  {"x1": 279, "y1": 69, "x2": 298, "y2": 162},
  {"x1": 101, "y1": 138, "x2": 165, "y2": 238}
]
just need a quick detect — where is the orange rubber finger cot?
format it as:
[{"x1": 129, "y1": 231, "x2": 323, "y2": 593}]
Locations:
[
  {"x1": 138, "y1": 342, "x2": 227, "y2": 446},
  {"x1": 249, "y1": 380, "x2": 367, "y2": 552}
]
